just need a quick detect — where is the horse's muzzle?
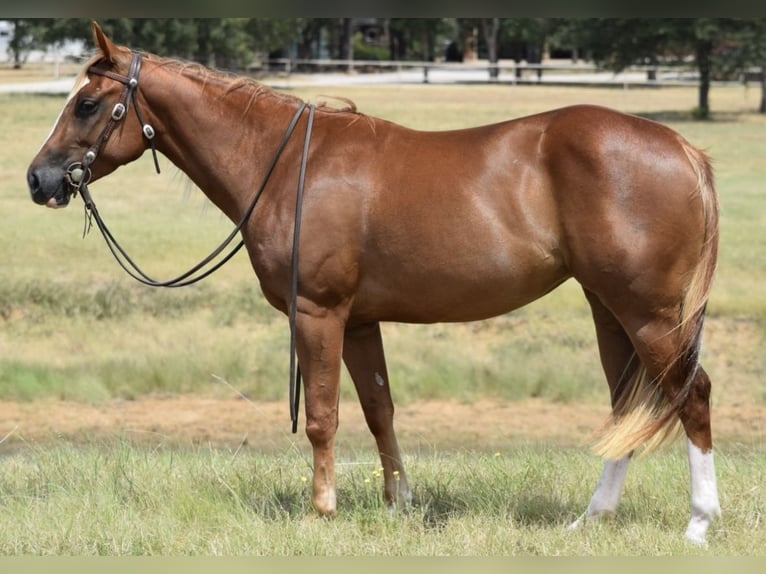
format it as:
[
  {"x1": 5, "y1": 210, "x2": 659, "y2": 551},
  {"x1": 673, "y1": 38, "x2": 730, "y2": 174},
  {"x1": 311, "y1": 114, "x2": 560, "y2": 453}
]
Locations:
[{"x1": 27, "y1": 165, "x2": 71, "y2": 208}]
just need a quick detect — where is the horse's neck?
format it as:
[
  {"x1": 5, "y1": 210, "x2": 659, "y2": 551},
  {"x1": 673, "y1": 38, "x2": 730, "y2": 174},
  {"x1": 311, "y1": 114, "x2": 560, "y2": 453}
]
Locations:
[{"x1": 147, "y1": 67, "x2": 299, "y2": 222}]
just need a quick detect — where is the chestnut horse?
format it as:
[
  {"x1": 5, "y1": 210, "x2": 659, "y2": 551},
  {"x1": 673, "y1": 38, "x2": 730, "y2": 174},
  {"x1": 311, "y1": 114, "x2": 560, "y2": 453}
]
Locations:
[{"x1": 27, "y1": 23, "x2": 721, "y2": 545}]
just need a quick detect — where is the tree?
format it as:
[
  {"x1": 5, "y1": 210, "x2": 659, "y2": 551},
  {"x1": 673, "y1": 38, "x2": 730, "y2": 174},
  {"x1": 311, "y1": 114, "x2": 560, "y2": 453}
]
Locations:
[
  {"x1": 293, "y1": 19, "x2": 332, "y2": 61},
  {"x1": 5, "y1": 19, "x2": 46, "y2": 69},
  {"x1": 91, "y1": 19, "x2": 252, "y2": 68},
  {"x1": 104, "y1": 19, "x2": 199, "y2": 60},
  {"x1": 201, "y1": 19, "x2": 252, "y2": 69},
  {"x1": 389, "y1": 19, "x2": 449, "y2": 61},
  {"x1": 580, "y1": 18, "x2": 743, "y2": 119},
  {"x1": 726, "y1": 19, "x2": 766, "y2": 113},
  {"x1": 35, "y1": 19, "x2": 92, "y2": 47},
  {"x1": 546, "y1": 18, "x2": 593, "y2": 62},
  {"x1": 244, "y1": 18, "x2": 297, "y2": 56},
  {"x1": 749, "y1": 20, "x2": 766, "y2": 113}
]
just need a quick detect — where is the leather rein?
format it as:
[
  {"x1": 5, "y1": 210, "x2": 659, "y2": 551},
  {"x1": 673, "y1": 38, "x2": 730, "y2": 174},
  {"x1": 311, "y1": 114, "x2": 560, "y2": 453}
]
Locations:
[{"x1": 65, "y1": 51, "x2": 314, "y2": 433}]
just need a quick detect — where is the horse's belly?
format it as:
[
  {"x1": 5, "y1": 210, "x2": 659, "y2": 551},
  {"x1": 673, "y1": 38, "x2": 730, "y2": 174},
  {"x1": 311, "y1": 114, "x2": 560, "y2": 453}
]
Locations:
[{"x1": 352, "y1": 246, "x2": 568, "y2": 324}]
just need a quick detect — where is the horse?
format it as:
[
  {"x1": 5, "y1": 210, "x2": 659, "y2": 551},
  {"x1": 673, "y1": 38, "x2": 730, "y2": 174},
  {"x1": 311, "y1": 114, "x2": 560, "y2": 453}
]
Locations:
[{"x1": 27, "y1": 23, "x2": 721, "y2": 545}]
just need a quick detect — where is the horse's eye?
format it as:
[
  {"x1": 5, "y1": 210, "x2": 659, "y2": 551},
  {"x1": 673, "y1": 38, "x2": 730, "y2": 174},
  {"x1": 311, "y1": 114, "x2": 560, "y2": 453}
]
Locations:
[{"x1": 75, "y1": 98, "x2": 100, "y2": 118}]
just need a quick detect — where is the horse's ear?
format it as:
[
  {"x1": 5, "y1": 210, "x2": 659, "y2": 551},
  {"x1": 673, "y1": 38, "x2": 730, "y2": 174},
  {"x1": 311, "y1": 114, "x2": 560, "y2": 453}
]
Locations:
[{"x1": 91, "y1": 21, "x2": 118, "y2": 63}]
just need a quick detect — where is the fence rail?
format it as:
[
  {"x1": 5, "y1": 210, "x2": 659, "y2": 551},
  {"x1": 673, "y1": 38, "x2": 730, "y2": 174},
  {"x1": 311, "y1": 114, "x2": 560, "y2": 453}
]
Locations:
[{"x1": 262, "y1": 58, "x2": 701, "y2": 85}]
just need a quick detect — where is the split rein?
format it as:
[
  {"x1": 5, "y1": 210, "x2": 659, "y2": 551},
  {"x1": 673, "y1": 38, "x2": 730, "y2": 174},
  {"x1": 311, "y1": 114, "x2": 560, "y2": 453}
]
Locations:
[{"x1": 66, "y1": 51, "x2": 314, "y2": 433}]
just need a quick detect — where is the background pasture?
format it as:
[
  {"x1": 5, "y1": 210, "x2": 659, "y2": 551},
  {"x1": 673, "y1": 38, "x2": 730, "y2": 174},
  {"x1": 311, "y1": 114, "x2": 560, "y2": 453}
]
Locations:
[{"x1": 0, "y1": 78, "x2": 764, "y2": 555}]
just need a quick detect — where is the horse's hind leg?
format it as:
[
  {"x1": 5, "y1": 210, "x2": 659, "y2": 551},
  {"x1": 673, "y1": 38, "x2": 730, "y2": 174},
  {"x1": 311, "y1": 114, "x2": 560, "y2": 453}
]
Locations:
[
  {"x1": 343, "y1": 322, "x2": 412, "y2": 510},
  {"x1": 570, "y1": 290, "x2": 640, "y2": 530},
  {"x1": 682, "y1": 368, "x2": 721, "y2": 545},
  {"x1": 600, "y1": 303, "x2": 721, "y2": 545}
]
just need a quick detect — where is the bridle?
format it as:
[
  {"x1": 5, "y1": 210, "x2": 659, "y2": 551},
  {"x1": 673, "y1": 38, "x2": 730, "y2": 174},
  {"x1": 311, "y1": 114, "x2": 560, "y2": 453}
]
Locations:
[
  {"x1": 64, "y1": 50, "x2": 315, "y2": 433},
  {"x1": 65, "y1": 51, "x2": 161, "y2": 196}
]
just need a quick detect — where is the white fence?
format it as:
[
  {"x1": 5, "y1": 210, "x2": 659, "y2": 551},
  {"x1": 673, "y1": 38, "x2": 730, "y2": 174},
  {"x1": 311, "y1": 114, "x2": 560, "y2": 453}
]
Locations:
[{"x1": 262, "y1": 58, "x2": 706, "y2": 87}]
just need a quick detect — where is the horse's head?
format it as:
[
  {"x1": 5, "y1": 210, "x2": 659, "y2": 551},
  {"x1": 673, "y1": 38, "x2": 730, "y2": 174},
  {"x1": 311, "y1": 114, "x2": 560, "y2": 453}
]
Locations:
[{"x1": 27, "y1": 22, "x2": 155, "y2": 208}]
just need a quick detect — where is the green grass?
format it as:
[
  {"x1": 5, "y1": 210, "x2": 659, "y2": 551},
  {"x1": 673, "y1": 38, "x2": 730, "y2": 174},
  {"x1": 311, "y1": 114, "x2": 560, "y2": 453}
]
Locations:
[{"x1": 0, "y1": 440, "x2": 763, "y2": 555}]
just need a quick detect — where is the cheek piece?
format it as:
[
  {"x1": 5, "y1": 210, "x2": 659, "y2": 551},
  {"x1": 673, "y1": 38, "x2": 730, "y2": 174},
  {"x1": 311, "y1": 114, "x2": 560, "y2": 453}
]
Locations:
[{"x1": 65, "y1": 51, "x2": 160, "y2": 202}]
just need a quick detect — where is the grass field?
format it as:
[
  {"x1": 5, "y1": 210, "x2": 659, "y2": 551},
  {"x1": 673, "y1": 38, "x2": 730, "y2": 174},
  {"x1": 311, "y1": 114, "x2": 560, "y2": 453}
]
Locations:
[
  {"x1": 0, "y1": 441, "x2": 763, "y2": 555},
  {"x1": 1, "y1": 78, "x2": 765, "y2": 555}
]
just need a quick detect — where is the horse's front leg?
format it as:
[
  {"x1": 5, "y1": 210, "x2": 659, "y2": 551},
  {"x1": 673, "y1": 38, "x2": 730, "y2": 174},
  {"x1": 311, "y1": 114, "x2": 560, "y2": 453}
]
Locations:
[{"x1": 296, "y1": 306, "x2": 346, "y2": 516}]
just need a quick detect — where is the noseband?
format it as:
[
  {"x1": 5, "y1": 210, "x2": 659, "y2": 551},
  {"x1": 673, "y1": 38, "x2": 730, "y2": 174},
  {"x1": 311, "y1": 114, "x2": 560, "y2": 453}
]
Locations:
[{"x1": 66, "y1": 51, "x2": 160, "y2": 197}]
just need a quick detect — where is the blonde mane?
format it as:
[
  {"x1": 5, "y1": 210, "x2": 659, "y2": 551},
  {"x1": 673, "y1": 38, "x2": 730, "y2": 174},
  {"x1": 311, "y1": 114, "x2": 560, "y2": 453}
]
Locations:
[{"x1": 142, "y1": 52, "x2": 360, "y2": 115}]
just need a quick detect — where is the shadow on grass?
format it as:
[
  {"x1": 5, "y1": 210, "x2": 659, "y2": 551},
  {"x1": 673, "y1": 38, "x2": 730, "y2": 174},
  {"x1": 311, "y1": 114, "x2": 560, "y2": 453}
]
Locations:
[
  {"x1": 417, "y1": 488, "x2": 582, "y2": 531},
  {"x1": 237, "y1": 478, "x2": 583, "y2": 529},
  {"x1": 636, "y1": 109, "x2": 745, "y2": 123}
]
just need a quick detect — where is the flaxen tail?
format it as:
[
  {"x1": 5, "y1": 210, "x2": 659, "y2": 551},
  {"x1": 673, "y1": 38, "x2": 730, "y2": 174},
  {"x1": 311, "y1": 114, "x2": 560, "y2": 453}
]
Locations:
[{"x1": 592, "y1": 140, "x2": 720, "y2": 460}]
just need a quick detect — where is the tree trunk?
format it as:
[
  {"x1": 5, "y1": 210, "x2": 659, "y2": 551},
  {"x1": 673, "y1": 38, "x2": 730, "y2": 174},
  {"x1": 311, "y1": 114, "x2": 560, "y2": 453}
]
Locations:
[
  {"x1": 194, "y1": 19, "x2": 212, "y2": 67},
  {"x1": 696, "y1": 39, "x2": 713, "y2": 119},
  {"x1": 424, "y1": 26, "x2": 435, "y2": 62},
  {"x1": 10, "y1": 19, "x2": 25, "y2": 69},
  {"x1": 760, "y1": 64, "x2": 766, "y2": 114},
  {"x1": 482, "y1": 18, "x2": 500, "y2": 80},
  {"x1": 339, "y1": 18, "x2": 353, "y2": 72}
]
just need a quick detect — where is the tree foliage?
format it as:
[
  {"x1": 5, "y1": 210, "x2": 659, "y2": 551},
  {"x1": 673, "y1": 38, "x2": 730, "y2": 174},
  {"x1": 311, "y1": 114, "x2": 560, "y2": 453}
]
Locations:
[
  {"x1": 5, "y1": 18, "x2": 766, "y2": 114},
  {"x1": 553, "y1": 18, "x2": 759, "y2": 118}
]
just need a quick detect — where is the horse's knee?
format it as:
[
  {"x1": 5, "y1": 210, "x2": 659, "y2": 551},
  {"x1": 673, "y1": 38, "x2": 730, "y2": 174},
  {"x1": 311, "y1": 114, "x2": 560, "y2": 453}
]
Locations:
[
  {"x1": 689, "y1": 367, "x2": 712, "y2": 404},
  {"x1": 305, "y1": 411, "x2": 339, "y2": 445}
]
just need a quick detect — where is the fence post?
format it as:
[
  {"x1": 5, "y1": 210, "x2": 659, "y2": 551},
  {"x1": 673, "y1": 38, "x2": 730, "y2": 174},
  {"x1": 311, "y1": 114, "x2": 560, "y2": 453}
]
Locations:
[{"x1": 488, "y1": 62, "x2": 499, "y2": 82}]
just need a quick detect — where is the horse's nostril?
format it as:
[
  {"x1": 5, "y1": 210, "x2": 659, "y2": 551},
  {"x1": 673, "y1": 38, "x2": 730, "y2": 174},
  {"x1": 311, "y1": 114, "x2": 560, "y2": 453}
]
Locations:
[
  {"x1": 27, "y1": 169, "x2": 41, "y2": 192},
  {"x1": 26, "y1": 167, "x2": 62, "y2": 206}
]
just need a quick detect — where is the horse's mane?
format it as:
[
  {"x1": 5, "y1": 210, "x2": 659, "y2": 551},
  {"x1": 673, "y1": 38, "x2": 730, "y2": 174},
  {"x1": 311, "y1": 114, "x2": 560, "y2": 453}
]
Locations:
[{"x1": 143, "y1": 52, "x2": 360, "y2": 115}]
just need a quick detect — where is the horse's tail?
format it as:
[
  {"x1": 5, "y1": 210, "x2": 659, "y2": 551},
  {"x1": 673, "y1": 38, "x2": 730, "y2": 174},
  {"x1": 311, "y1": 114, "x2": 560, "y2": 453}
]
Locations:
[{"x1": 592, "y1": 140, "x2": 720, "y2": 460}]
